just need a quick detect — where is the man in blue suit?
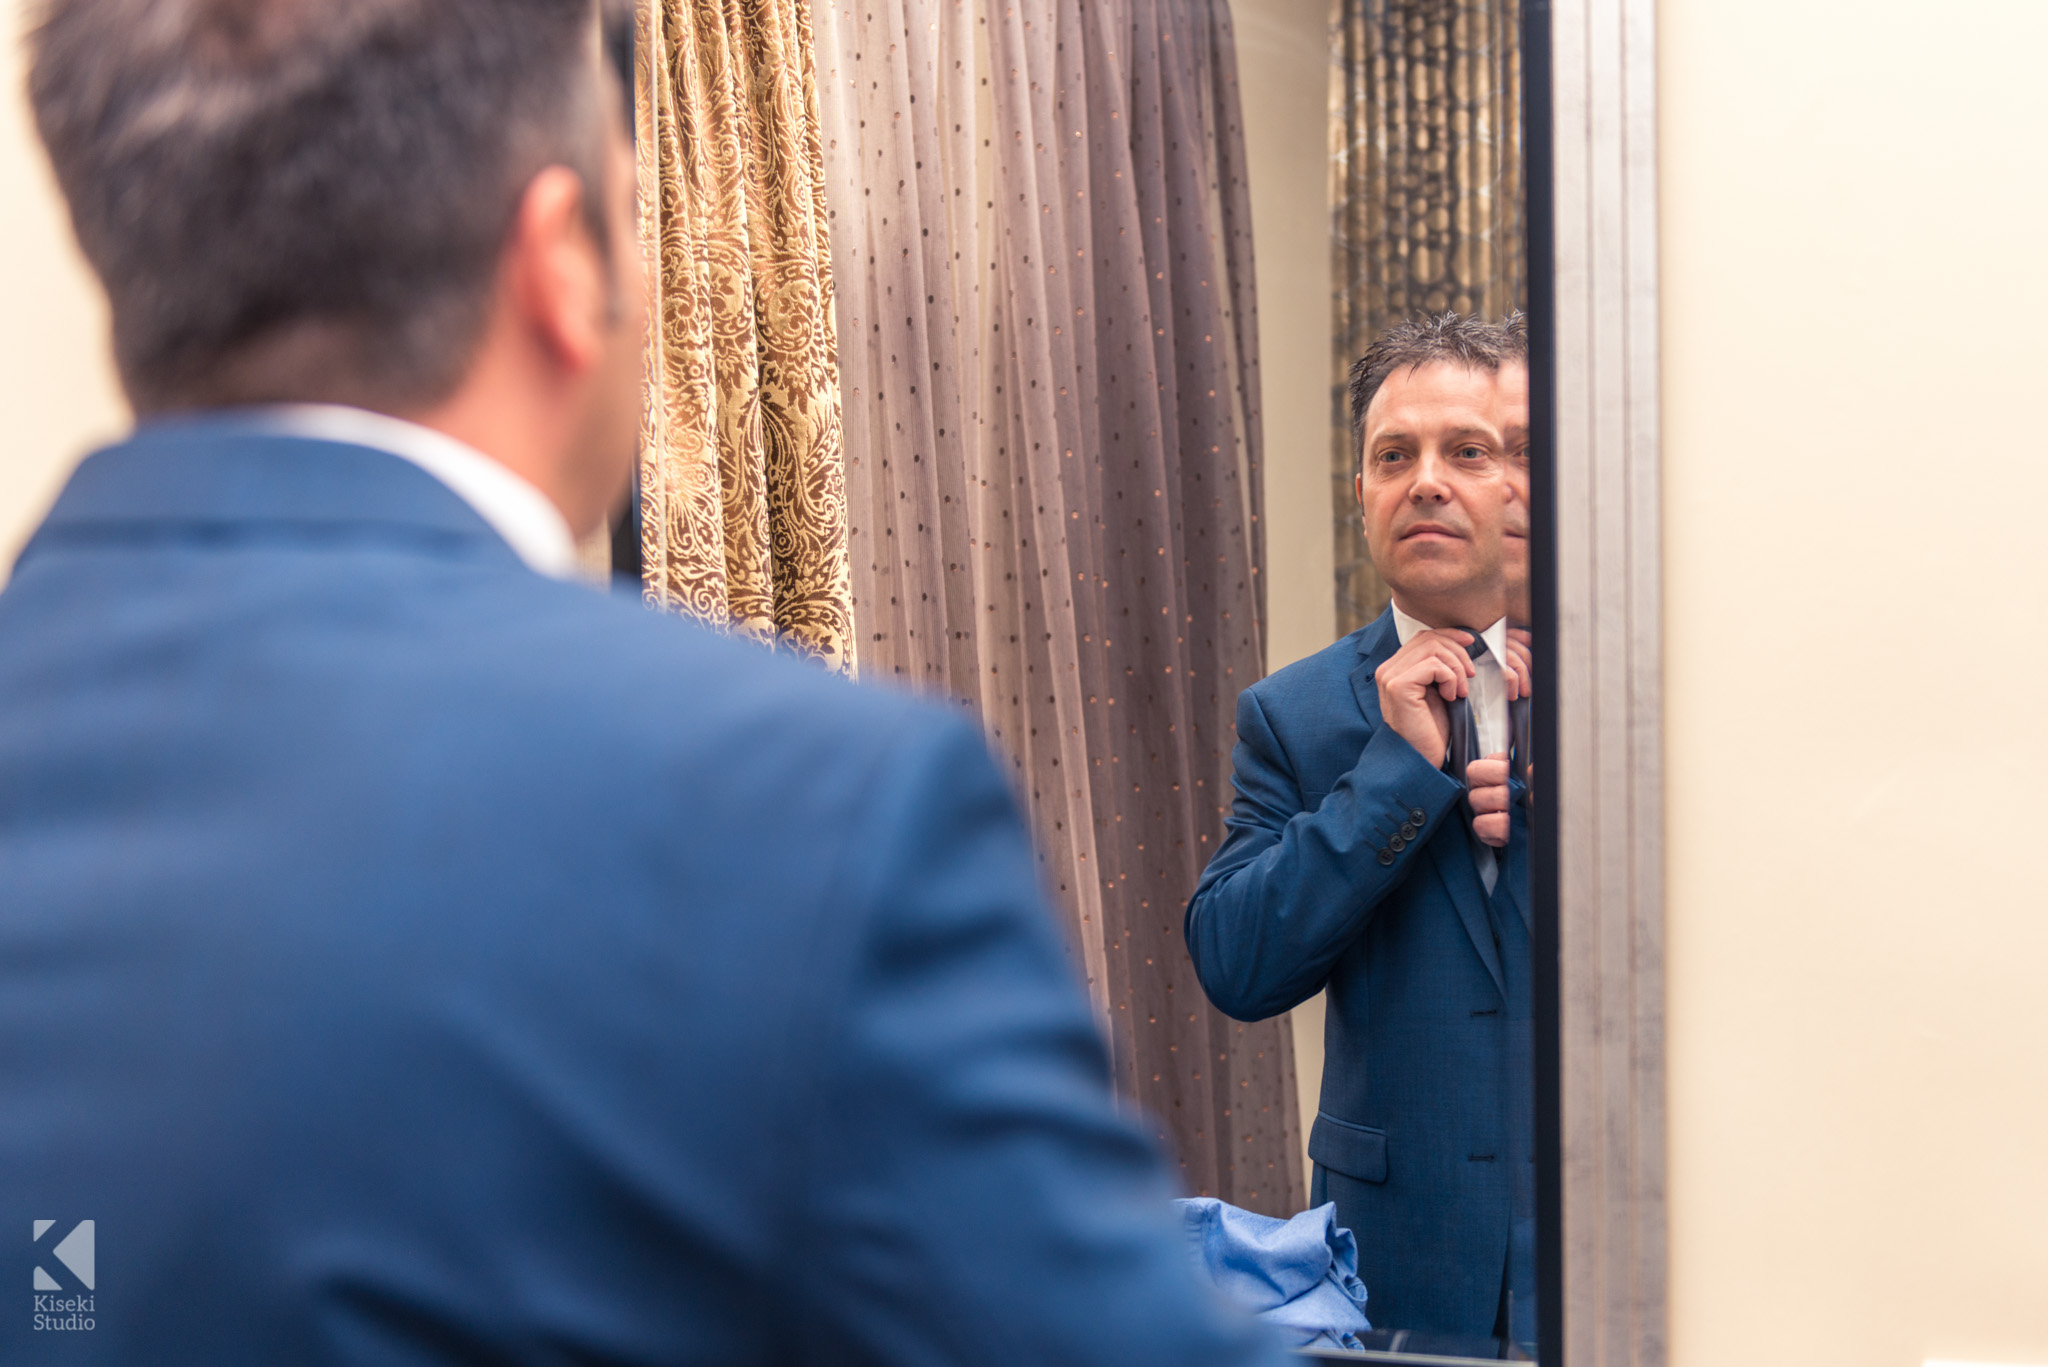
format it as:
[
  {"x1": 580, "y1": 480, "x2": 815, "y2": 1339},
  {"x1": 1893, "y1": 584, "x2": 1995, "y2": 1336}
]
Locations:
[
  {"x1": 1186, "y1": 316, "x2": 1534, "y2": 1345},
  {"x1": 0, "y1": 3, "x2": 1286, "y2": 1364}
]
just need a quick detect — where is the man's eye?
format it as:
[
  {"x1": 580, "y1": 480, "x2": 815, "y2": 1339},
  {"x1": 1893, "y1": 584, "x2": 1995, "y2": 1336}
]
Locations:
[
  {"x1": 1458, "y1": 445, "x2": 1489, "y2": 461},
  {"x1": 1375, "y1": 449, "x2": 1408, "y2": 464}
]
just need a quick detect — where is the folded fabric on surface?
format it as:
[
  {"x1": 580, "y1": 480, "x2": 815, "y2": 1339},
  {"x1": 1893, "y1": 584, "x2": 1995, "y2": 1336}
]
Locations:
[{"x1": 1174, "y1": 1198, "x2": 1371, "y2": 1351}]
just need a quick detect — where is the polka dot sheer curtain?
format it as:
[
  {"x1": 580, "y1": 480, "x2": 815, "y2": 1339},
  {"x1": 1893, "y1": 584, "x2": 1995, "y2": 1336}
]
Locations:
[
  {"x1": 1330, "y1": 0, "x2": 1526, "y2": 636},
  {"x1": 814, "y1": 0, "x2": 1303, "y2": 1214}
]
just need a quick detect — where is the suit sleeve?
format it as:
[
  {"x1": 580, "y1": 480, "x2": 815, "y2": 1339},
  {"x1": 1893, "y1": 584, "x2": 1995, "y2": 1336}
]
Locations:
[
  {"x1": 789, "y1": 713, "x2": 1289, "y2": 1367},
  {"x1": 1183, "y1": 684, "x2": 1466, "y2": 1022}
]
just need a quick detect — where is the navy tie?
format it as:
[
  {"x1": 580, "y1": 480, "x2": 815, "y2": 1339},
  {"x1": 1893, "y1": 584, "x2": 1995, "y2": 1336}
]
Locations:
[
  {"x1": 1445, "y1": 631, "x2": 1490, "y2": 788},
  {"x1": 1449, "y1": 632, "x2": 1533, "y2": 810}
]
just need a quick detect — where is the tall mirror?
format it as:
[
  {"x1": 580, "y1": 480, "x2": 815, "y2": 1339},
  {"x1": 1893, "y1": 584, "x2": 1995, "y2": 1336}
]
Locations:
[
  {"x1": 1186, "y1": 0, "x2": 1543, "y2": 1360},
  {"x1": 752, "y1": 0, "x2": 1552, "y2": 1358}
]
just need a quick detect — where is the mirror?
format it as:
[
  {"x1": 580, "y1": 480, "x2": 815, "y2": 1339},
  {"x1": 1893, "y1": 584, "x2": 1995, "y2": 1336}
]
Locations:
[
  {"x1": 809, "y1": 0, "x2": 1549, "y2": 1356},
  {"x1": 1185, "y1": 0, "x2": 1542, "y2": 1360}
]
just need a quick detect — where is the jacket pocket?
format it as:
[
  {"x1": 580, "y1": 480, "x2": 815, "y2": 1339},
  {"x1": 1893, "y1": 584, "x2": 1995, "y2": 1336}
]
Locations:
[{"x1": 1308, "y1": 1112, "x2": 1387, "y2": 1184}]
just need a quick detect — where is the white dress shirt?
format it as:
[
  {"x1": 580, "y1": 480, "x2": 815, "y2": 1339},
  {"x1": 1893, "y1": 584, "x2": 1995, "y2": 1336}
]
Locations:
[
  {"x1": 1390, "y1": 600, "x2": 1508, "y2": 893},
  {"x1": 244, "y1": 404, "x2": 580, "y2": 579}
]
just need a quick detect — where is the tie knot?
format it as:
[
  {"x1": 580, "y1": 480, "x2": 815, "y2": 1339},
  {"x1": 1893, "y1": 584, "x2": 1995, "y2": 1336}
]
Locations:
[{"x1": 1462, "y1": 630, "x2": 1490, "y2": 662}]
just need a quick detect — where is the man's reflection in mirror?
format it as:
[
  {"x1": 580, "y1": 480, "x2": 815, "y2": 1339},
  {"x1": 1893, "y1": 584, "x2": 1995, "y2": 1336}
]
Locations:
[
  {"x1": 1500, "y1": 313, "x2": 1532, "y2": 633},
  {"x1": 1485, "y1": 316, "x2": 1535, "y2": 823},
  {"x1": 1186, "y1": 315, "x2": 1536, "y2": 1353}
]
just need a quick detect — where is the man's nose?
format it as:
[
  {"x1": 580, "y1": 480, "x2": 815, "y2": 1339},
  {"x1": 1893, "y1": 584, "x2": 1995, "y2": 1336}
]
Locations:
[{"x1": 1408, "y1": 448, "x2": 1454, "y2": 501}]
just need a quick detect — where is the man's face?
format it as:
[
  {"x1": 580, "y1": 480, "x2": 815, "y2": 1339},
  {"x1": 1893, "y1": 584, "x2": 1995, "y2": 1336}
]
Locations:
[
  {"x1": 566, "y1": 87, "x2": 649, "y2": 536},
  {"x1": 597, "y1": 111, "x2": 649, "y2": 504},
  {"x1": 1497, "y1": 362, "x2": 1531, "y2": 623},
  {"x1": 1354, "y1": 361, "x2": 1511, "y2": 627}
]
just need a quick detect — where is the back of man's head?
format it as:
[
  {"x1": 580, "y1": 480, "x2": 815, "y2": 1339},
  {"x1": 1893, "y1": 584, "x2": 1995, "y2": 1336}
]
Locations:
[{"x1": 29, "y1": 0, "x2": 608, "y2": 416}]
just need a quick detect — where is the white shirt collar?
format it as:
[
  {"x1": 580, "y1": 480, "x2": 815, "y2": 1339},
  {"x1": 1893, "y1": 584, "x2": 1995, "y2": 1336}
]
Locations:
[
  {"x1": 241, "y1": 404, "x2": 580, "y2": 579},
  {"x1": 1388, "y1": 598, "x2": 1508, "y2": 663}
]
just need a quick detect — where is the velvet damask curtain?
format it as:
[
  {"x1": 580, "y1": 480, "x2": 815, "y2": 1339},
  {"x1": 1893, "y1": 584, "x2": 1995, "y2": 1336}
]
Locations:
[
  {"x1": 814, "y1": 0, "x2": 1301, "y2": 1215},
  {"x1": 1330, "y1": 0, "x2": 1525, "y2": 634},
  {"x1": 636, "y1": 0, "x2": 854, "y2": 670}
]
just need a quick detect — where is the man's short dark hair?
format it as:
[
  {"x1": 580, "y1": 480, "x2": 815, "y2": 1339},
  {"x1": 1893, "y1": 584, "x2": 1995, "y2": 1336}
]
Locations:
[
  {"x1": 1346, "y1": 312, "x2": 1529, "y2": 468},
  {"x1": 29, "y1": 0, "x2": 611, "y2": 414}
]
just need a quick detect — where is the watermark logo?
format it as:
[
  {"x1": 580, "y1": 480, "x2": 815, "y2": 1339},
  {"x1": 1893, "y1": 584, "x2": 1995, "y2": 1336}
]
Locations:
[{"x1": 32, "y1": 1221, "x2": 94, "y2": 1331}]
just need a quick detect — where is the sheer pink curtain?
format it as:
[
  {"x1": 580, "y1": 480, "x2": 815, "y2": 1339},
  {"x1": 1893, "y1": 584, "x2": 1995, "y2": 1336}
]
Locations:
[{"x1": 816, "y1": 0, "x2": 1301, "y2": 1215}]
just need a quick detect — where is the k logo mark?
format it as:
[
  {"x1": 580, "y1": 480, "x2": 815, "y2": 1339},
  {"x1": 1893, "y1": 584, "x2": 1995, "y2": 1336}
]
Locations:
[{"x1": 32, "y1": 1221, "x2": 93, "y2": 1293}]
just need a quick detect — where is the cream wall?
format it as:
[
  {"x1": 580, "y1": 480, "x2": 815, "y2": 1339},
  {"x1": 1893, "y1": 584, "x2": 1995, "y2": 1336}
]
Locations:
[
  {"x1": 0, "y1": 19, "x2": 126, "y2": 581},
  {"x1": 1236, "y1": 0, "x2": 1338, "y2": 677},
  {"x1": 1660, "y1": 2, "x2": 2048, "y2": 1365},
  {"x1": 1232, "y1": 0, "x2": 1337, "y2": 1187}
]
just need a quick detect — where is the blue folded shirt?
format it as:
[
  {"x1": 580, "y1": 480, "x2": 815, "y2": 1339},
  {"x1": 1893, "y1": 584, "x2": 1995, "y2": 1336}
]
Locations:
[{"x1": 1174, "y1": 1197, "x2": 1371, "y2": 1351}]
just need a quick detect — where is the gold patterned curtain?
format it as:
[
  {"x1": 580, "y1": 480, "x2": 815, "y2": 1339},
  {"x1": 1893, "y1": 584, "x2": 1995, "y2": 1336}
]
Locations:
[
  {"x1": 636, "y1": 0, "x2": 854, "y2": 671},
  {"x1": 1329, "y1": 0, "x2": 1525, "y2": 635}
]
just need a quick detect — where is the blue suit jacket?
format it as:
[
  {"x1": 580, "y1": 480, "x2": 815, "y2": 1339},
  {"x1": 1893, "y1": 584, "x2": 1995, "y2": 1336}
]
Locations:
[
  {"x1": 1185, "y1": 613, "x2": 1531, "y2": 1337},
  {"x1": 0, "y1": 420, "x2": 1285, "y2": 1367}
]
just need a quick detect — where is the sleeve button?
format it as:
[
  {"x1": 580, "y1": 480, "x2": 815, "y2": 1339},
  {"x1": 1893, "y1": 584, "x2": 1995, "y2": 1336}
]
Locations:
[
  {"x1": 1377, "y1": 849, "x2": 1395, "y2": 866},
  {"x1": 1410, "y1": 807, "x2": 1427, "y2": 824}
]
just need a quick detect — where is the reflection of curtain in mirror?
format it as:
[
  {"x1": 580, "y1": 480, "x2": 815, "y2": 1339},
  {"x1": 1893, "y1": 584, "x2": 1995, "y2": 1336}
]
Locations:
[
  {"x1": 815, "y1": 0, "x2": 1304, "y2": 1216},
  {"x1": 1330, "y1": 0, "x2": 1526, "y2": 635},
  {"x1": 636, "y1": 0, "x2": 854, "y2": 671}
]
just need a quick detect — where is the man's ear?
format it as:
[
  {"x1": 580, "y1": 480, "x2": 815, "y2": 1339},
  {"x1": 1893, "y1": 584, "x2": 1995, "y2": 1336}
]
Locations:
[{"x1": 505, "y1": 165, "x2": 610, "y2": 376}]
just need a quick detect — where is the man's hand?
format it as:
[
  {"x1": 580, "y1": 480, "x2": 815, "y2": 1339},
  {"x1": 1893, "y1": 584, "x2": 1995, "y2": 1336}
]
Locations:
[
  {"x1": 1375, "y1": 629, "x2": 1475, "y2": 767},
  {"x1": 1503, "y1": 627, "x2": 1533, "y2": 701},
  {"x1": 1466, "y1": 753, "x2": 1512, "y2": 846}
]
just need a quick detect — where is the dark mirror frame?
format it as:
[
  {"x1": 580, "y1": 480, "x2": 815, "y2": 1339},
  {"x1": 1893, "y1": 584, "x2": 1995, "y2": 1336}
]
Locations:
[{"x1": 1523, "y1": 2, "x2": 1564, "y2": 1363}]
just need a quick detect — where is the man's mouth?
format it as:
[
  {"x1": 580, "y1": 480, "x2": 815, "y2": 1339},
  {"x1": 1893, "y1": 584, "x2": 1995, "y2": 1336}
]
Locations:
[{"x1": 1400, "y1": 522, "x2": 1462, "y2": 541}]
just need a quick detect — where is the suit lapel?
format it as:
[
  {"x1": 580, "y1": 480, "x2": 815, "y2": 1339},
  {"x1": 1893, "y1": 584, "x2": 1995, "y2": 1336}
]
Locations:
[
  {"x1": 1346, "y1": 612, "x2": 1400, "y2": 729},
  {"x1": 1349, "y1": 610, "x2": 1507, "y2": 1000},
  {"x1": 1500, "y1": 813, "x2": 1532, "y2": 937},
  {"x1": 1432, "y1": 833, "x2": 1506, "y2": 999}
]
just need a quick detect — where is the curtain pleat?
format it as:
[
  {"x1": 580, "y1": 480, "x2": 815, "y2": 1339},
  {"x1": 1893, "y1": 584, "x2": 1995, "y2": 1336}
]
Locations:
[
  {"x1": 1329, "y1": 0, "x2": 1524, "y2": 634},
  {"x1": 817, "y1": 0, "x2": 1303, "y2": 1216},
  {"x1": 638, "y1": 0, "x2": 853, "y2": 671}
]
